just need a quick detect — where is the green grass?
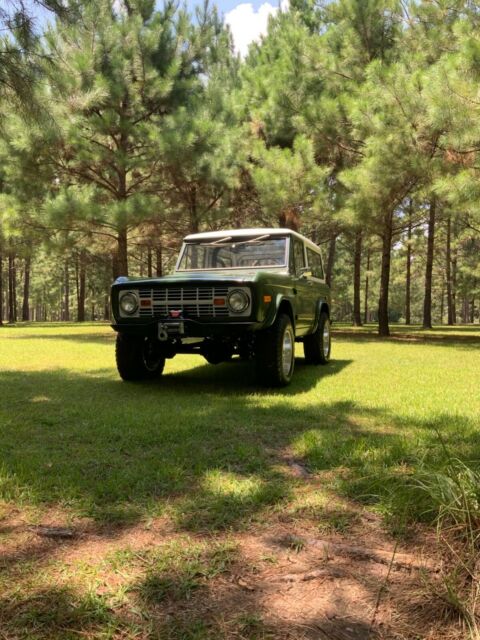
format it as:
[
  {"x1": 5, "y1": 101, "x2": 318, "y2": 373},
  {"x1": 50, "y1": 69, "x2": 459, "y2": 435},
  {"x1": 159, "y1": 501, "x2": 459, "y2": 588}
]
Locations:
[
  {"x1": 0, "y1": 322, "x2": 479, "y2": 638},
  {"x1": 132, "y1": 539, "x2": 238, "y2": 604},
  {"x1": 0, "y1": 322, "x2": 479, "y2": 525}
]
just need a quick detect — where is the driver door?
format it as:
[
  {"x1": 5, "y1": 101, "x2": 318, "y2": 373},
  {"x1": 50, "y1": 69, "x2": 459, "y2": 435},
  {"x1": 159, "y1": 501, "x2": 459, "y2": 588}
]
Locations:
[{"x1": 290, "y1": 237, "x2": 311, "y2": 336}]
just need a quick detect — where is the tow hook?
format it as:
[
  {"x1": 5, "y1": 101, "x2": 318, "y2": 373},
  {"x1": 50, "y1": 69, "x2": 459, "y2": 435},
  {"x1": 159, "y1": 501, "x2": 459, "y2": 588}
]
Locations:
[
  {"x1": 158, "y1": 324, "x2": 169, "y2": 341},
  {"x1": 157, "y1": 322, "x2": 184, "y2": 341}
]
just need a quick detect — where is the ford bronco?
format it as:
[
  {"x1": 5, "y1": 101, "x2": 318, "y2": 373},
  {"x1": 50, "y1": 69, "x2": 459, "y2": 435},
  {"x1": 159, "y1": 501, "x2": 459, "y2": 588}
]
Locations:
[{"x1": 111, "y1": 228, "x2": 331, "y2": 386}]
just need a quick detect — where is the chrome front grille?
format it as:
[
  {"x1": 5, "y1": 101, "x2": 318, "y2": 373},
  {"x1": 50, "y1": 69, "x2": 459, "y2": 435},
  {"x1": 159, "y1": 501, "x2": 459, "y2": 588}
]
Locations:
[{"x1": 138, "y1": 286, "x2": 230, "y2": 319}]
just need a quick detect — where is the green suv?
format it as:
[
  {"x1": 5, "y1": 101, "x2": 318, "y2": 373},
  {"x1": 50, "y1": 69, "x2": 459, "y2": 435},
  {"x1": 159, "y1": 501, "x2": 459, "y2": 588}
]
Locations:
[{"x1": 111, "y1": 228, "x2": 331, "y2": 386}]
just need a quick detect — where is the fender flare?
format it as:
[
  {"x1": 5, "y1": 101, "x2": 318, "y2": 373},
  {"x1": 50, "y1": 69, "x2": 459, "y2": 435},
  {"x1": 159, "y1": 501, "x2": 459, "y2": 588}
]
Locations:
[
  {"x1": 311, "y1": 299, "x2": 330, "y2": 333},
  {"x1": 264, "y1": 294, "x2": 296, "y2": 330}
]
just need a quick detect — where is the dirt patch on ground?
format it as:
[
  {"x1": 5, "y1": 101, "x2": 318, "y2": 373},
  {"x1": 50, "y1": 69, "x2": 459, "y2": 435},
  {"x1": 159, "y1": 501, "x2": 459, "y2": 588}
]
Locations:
[{"x1": 0, "y1": 502, "x2": 459, "y2": 640}]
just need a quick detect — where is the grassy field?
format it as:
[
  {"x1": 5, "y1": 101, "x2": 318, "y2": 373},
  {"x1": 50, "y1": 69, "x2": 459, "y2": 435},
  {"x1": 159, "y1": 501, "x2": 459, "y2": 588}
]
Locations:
[{"x1": 0, "y1": 323, "x2": 479, "y2": 639}]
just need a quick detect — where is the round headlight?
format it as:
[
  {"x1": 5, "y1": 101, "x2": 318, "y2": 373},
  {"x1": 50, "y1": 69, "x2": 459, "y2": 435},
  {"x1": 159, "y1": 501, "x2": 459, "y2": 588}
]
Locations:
[
  {"x1": 227, "y1": 289, "x2": 249, "y2": 313},
  {"x1": 120, "y1": 292, "x2": 138, "y2": 315}
]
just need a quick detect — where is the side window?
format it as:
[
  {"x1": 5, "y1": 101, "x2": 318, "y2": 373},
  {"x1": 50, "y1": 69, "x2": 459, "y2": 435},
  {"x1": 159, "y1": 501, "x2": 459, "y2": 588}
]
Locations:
[
  {"x1": 290, "y1": 238, "x2": 305, "y2": 275},
  {"x1": 306, "y1": 248, "x2": 324, "y2": 279}
]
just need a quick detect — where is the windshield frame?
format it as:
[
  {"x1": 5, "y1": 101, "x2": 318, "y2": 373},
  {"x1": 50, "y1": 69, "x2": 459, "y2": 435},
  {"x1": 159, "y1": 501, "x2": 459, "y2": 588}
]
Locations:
[{"x1": 175, "y1": 236, "x2": 290, "y2": 272}]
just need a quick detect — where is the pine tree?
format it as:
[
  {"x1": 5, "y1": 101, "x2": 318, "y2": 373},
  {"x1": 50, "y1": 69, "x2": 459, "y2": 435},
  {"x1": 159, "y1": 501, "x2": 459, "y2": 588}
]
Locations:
[{"x1": 42, "y1": 0, "x2": 230, "y2": 276}]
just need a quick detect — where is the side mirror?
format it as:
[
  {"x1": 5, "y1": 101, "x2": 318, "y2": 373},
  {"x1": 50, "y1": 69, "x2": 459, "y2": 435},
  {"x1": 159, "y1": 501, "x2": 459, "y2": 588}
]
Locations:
[{"x1": 300, "y1": 267, "x2": 312, "y2": 278}]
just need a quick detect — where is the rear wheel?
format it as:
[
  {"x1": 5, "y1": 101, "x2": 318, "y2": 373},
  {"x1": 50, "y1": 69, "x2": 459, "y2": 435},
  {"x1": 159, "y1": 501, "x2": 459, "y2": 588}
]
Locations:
[
  {"x1": 255, "y1": 313, "x2": 295, "y2": 386},
  {"x1": 303, "y1": 311, "x2": 331, "y2": 364},
  {"x1": 115, "y1": 334, "x2": 165, "y2": 381}
]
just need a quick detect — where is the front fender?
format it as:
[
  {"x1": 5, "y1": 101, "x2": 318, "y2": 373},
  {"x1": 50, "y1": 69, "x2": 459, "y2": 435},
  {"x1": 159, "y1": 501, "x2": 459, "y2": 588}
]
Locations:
[{"x1": 261, "y1": 293, "x2": 296, "y2": 330}]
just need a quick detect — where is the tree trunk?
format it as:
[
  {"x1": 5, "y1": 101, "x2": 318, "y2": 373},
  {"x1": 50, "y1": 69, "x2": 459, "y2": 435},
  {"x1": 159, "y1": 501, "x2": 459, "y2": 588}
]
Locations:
[
  {"x1": 422, "y1": 198, "x2": 436, "y2": 329},
  {"x1": 115, "y1": 228, "x2": 129, "y2": 278},
  {"x1": 279, "y1": 206, "x2": 300, "y2": 231},
  {"x1": 470, "y1": 298, "x2": 475, "y2": 324},
  {"x1": 147, "y1": 247, "x2": 153, "y2": 278},
  {"x1": 8, "y1": 251, "x2": 15, "y2": 323},
  {"x1": 353, "y1": 230, "x2": 362, "y2": 326},
  {"x1": 405, "y1": 200, "x2": 413, "y2": 325},
  {"x1": 378, "y1": 210, "x2": 393, "y2": 337},
  {"x1": 452, "y1": 258, "x2": 457, "y2": 323},
  {"x1": 13, "y1": 253, "x2": 17, "y2": 322},
  {"x1": 64, "y1": 260, "x2": 70, "y2": 321},
  {"x1": 156, "y1": 245, "x2": 163, "y2": 277},
  {"x1": 0, "y1": 248, "x2": 3, "y2": 326},
  {"x1": 325, "y1": 234, "x2": 337, "y2": 289},
  {"x1": 440, "y1": 279, "x2": 445, "y2": 324},
  {"x1": 103, "y1": 294, "x2": 110, "y2": 321},
  {"x1": 364, "y1": 248, "x2": 370, "y2": 324},
  {"x1": 22, "y1": 254, "x2": 31, "y2": 321},
  {"x1": 77, "y1": 251, "x2": 86, "y2": 322},
  {"x1": 189, "y1": 188, "x2": 199, "y2": 234},
  {"x1": 446, "y1": 215, "x2": 454, "y2": 325}
]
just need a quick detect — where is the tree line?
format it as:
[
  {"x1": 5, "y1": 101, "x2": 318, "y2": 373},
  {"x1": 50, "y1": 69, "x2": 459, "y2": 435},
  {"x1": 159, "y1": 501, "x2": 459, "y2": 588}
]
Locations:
[{"x1": 0, "y1": 0, "x2": 479, "y2": 335}]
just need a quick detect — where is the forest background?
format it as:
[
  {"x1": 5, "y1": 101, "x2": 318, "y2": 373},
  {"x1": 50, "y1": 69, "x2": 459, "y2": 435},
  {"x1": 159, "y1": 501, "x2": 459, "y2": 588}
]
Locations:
[{"x1": 1, "y1": 0, "x2": 480, "y2": 337}]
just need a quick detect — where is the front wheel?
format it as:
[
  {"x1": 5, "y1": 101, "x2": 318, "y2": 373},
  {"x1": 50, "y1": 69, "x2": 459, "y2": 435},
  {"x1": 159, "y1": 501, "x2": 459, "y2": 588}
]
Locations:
[
  {"x1": 115, "y1": 334, "x2": 165, "y2": 381},
  {"x1": 255, "y1": 313, "x2": 295, "y2": 387},
  {"x1": 303, "y1": 311, "x2": 331, "y2": 364}
]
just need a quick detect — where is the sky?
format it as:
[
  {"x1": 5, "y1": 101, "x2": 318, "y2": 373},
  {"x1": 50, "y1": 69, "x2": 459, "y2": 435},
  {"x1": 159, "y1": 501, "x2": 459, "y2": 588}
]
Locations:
[
  {"x1": 224, "y1": 1, "x2": 282, "y2": 56},
  {"x1": 28, "y1": 0, "x2": 286, "y2": 57}
]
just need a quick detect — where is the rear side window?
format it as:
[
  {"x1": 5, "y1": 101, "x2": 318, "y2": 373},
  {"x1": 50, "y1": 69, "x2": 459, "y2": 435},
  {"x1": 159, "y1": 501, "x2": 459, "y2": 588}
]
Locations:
[
  {"x1": 290, "y1": 238, "x2": 306, "y2": 275},
  {"x1": 306, "y1": 248, "x2": 324, "y2": 279}
]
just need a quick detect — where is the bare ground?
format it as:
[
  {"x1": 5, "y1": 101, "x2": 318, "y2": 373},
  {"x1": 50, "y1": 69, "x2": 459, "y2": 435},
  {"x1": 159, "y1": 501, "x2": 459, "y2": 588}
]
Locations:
[{"x1": 0, "y1": 481, "x2": 465, "y2": 640}]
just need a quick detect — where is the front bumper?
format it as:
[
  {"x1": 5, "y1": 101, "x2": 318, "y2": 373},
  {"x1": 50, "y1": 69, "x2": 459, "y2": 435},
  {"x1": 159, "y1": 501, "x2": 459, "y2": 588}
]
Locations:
[{"x1": 111, "y1": 317, "x2": 261, "y2": 338}]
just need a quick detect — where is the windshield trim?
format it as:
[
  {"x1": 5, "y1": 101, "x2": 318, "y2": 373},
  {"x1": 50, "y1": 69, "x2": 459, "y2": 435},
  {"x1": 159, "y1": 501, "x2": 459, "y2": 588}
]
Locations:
[
  {"x1": 175, "y1": 238, "x2": 288, "y2": 272},
  {"x1": 176, "y1": 265, "x2": 288, "y2": 272}
]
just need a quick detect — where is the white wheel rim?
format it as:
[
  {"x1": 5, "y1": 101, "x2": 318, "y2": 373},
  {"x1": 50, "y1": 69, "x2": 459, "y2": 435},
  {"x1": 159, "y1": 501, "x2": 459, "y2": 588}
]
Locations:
[
  {"x1": 323, "y1": 320, "x2": 330, "y2": 358},
  {"x1": 282, "y1": 328, "x2": 294, "y2": 377}
]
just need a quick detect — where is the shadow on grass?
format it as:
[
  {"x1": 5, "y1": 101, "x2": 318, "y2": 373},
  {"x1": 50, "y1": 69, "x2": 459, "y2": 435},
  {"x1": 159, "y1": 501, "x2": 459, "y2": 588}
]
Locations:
[
  {"x1": 0, "y1": 537, "x2": 383, "y2": 640},
  {"x1": 0, "y1": 587, "x2": 113, "y2": 639},
  {"x1": 0, "y1": 577, "x2": 382, "y2": 640},
  {"x1": 157, "y1": 356, "x2": 350, "y2": 394},
  {"x1": 0, "y1": 359, "x2": 351, "y2": 527},
  {"x1": 0, "y1": 355, "x2": 478, "y2": 531}
]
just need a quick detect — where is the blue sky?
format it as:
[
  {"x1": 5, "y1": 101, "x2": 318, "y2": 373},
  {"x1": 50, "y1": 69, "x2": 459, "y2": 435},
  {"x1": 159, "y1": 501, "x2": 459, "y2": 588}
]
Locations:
[{"x1": 29, "y1": 0, "x2": 286, "y2": 56}]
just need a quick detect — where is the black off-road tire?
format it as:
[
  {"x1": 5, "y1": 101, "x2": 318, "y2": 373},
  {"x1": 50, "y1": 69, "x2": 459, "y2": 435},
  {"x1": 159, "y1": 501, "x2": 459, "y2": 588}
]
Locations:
[
  {"x1": 255, "y1": 313, "x2": 295, "y2": 387},
  {"x1": 115, "y1": 334, "x2": 165, "y2": 381},
  {"x1": 303, "y1": 311, "x2": 331, "y2": 365}
]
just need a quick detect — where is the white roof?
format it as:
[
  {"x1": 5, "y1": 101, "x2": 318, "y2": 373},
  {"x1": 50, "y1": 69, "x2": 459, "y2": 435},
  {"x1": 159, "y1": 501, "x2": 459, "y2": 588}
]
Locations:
[{"x1": 183, "y1": 228, "x2": 321, "y2": 252}]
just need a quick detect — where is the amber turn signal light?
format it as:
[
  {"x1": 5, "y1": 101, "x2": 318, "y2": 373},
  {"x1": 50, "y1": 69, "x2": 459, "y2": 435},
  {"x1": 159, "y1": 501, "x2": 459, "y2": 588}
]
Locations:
[
  {"x1": 213, "y1": 298, "x2": 226, "y2": 306},
  {"x1": 263, "y1": 295, "x2": 272, "y2": 303}
]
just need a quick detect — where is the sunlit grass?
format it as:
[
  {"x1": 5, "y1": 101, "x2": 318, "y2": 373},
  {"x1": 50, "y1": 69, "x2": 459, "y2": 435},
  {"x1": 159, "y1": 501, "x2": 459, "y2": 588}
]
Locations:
[{"x1": 0, "y1": 322, "x2": 479, "y2": 523}]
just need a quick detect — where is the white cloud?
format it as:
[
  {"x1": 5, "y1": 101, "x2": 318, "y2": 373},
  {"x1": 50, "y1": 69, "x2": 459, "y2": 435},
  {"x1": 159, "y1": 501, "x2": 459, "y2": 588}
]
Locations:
[{"x1": 225, "y1": 2, "x2": 286, "y2": 57}]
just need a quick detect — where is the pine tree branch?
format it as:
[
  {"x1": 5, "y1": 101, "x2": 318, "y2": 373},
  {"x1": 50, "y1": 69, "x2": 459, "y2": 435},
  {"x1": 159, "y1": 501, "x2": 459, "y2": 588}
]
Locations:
[{"x1": 199, "y1": 190, "x2": 224, "y2": 217}]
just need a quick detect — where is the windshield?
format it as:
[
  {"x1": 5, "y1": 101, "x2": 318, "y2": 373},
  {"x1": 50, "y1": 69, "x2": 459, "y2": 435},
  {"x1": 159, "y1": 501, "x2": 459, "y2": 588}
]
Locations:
[{"x1": 177, "y1": 237, "x2": 287, "y2": 271}]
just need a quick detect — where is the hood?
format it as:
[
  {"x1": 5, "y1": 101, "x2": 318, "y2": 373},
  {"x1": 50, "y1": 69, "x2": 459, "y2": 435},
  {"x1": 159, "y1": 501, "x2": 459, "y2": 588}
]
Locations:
[{"x1": 112, "y1": 268, "x2": 289, "y2": 287}]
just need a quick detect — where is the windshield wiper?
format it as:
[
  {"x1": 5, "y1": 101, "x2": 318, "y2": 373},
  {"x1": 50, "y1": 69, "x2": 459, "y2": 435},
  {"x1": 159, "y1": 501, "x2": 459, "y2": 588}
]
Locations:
[
  {"x1": 234, "y1": 234, "x2": 271, "y2": 245},
  {"x1": 201, "y1": 234, "x2": 272, "y2": 247},
  {"x1": 206, "y1": 236, "x2": 233, "y2": 245}
]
